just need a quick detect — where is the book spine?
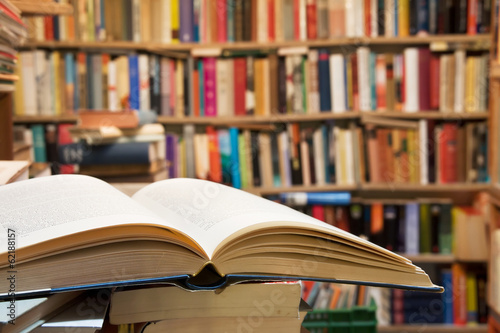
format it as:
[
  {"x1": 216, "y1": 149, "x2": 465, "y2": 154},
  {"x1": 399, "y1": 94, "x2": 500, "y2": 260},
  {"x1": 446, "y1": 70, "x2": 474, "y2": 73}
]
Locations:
[
  {"x1": 179, "y1": 0, "x2": 194, "y2": 42},
  {"x1": 204, "y1": 57, "x2": 217, "y2": 116},
  {"x1": 318, "y1": 49, "x2": 331, "y2": 111},
  {"x1": 128, "y1": 55, "x2": 140, "y2": 110}
]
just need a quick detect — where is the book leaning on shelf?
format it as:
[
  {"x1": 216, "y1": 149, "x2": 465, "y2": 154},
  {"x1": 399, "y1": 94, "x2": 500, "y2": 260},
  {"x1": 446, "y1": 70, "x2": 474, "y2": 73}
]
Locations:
[{"x1": 0, "y1": 175, "x2": 441, "y2": 299}]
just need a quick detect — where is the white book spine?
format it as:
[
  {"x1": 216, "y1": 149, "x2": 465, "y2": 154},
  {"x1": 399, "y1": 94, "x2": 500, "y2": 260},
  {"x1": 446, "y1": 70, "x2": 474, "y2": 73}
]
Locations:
[
  {"x1": 132, "y1": 0, "x2": 141, "y2": 42},
  {"x1": 454, "y1": 50, "x2": 465, "y2": 113},
  {"x1": 344, "y1": 129, "x2": 355, "y2": 185},
  {"x1": 308, "y1": 50, "x2": 320, "y2": 113},
  {"x1": 216, "y1": 59, "x2": 230, "y2": 116},
  {"x1": 299, "y1": 0, "x2": 307, "y2": 40},
  {"x1": 21, "y1": 52, "x2": 37, "y2": 115},
  {"x1": 35, "y1": 17, "x2": 44, "y2": 41},
  {"x1": 138, "y1": 54, "x2": 150, "y2": 111},
  {"x1": 313, "y1": 127, "x2": 326, "y2": 185},
  {"x1": 385, "y1": 0, "x2": 394, "y2": 37},
  {"x1": 227, "y1": 59, "x2": 235, "y2": 116},
  {"x1": 357, "y1": 47, "x2": 371, "y2": 111},
  {"x1": 419, "y1": 119, "x2": 428, "y2": 185},
  {"x1": 334, "y1": 127, "x2": 343, "y2": 184},
  {"x1": 404, "y1": 48, "x2": 419, "y2": 112},
  {"x1": 345, "y1": 0, "x2": 356, "y2": 37},
  {"x1": 257, "y1": 0, "x2": 268, "y2": 42},
  {"x1": 161, "y1": 0, "x2": 172, "y2": 43},
  {"x1": 354, "y1": 0, "x2": 364, "y2": 36},
  {"x1": 107, "y1": 60, "x2": 118, "y2": 111},
  {"x1": 279, "y1": 131, "x2": 292, "y2": 187},
  {"x1": 300, "y1": 139, "x2": 311, "y2": 186},
  {"x1": 330, "y1": 54, "x2": 346, "y2": 113}
]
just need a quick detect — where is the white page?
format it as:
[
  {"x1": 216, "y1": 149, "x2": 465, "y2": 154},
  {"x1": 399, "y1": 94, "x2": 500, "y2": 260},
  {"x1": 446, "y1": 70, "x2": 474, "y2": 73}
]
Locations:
[
  {"x1": 132, "y1": 178, "x2": 389, "y2": 259},
  {"x1": 0, "y1": 175, "x2": 170, "y2": 251}
]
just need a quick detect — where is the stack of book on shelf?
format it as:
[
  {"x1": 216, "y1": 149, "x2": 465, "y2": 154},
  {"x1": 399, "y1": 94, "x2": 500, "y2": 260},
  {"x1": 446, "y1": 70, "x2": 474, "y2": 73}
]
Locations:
[
  {"x1": 0, "y1": 0, "x2": 26, "y2": 92},
  {"x1": 26, "y1": 0, "x2": 490, "y2": 43},
  {"x1": 57, "y1": 109, "x2": 167, "y2": 182},
  {"x1": 0, "y1": 175, "x2": 442, "y2": 332}
]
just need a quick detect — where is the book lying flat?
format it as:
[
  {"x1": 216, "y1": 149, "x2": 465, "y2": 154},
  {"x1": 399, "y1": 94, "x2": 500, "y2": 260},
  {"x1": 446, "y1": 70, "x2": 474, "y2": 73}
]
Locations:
[{"x1": 0, "y1": 175, "x2": 442, "y2": 299}]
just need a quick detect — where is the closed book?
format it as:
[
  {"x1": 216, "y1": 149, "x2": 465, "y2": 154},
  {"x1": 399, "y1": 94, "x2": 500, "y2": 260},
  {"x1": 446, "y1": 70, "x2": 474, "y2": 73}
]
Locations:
[
  {"x1": 330, "y1": 54, "x2": 346, "y2": 113},
  {"x1": 179, "y1": 0, "x2": 193, "y2": 42},
  {"x1": 441, "y1": 269, "x2": 454, "y2": 324},
  {"x1": 216, "y1": 59, "x2": 233, "y2": 117},
  {"x1": 289, "y1": 123, "x2": 303, "y2": 185},
  {"x1": 418, "y1": 48, "x2": 430, "y2": 110},
  {"x1": 375, "y1": 54, "x2": 387, "y2": 110},
  {"x1": 312, "y1": 126, "x2": 325, "y2": 185},
  {"x1": 149, "y1": 56, "x2": 161, "y2": 114},
  {"x1": 318, "y1": 49, "x2": 331, "y2": 111},
  {"x1": 233, "y1": 58, "x2": 246, "y2": 116},
  {"x1": 194, "y1": 133, "x2": 209, "y2": 179},
  {"x1": 58, "y1": 141, "x2": 161, "y2": 165},
  {"x1": 138, "y1": 54, "x2": 150, "y2": 111},
  {"x1": 429, "y1": 54, "x2": 440, "y2": 110},
  {"x1": 203, "y1": 57, "x2": 217, "y2": 116},
  {"x1": 440, "y1": 123, "x2": 458, "y2": 183},
  {"x1": 306, "y1": 0, "x2": 317, "y2": 39},
  {"x1": 206, "y1": 126, "x2": 222, "y2": 183},
  {"x1": 77, "y1": 110, "x2": 157, "y2": 129},
  {"x1": 370, "y1": 203, "x2": 384, "y2": 247},
  {"x1": 383, "y1": 205, "x2": 398, "y2": 251},
  {"x1": 216, "y1": 0, "x2": 227, "y2": 42},
  {"x1": 467, "y1": 0, "x2": 476, "y2": 34},
  {"x1": 128, "y1": 55, "x2": 140, "y2": 110},
  {"x1": 403, "y1": 48, "x2": 419, "y2": 112},
  {"x1": 218, "y1": 129, "x2": 232, "y2": 185},
  {"x1": 245, "y1": 56, "x2": 255, "y2": 115},
  {"x1": 416, "y1": 0, "x2": 429, "y2": 33}
]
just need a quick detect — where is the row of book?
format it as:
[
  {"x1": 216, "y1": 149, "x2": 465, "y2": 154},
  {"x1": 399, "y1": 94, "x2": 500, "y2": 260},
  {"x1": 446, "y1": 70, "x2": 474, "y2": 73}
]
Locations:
[
  {"x1": 0, "y1": 0, "x2": 26, "y2": 92},
  {"x1": 16, "y1": 118, "x2": 489, "y2": 186},
  {"x1": 13, "y1": 47, "x2": 489, "y2": 117},
  {"x1": 291, "y1": 201, "x2": 487, "y2": 260},
  {"x1": 392, "y1": 264, "x2": 487, "y2": 325},
  {"x1": 26, "y1": 0, "x2": 491, "y2": 44}
]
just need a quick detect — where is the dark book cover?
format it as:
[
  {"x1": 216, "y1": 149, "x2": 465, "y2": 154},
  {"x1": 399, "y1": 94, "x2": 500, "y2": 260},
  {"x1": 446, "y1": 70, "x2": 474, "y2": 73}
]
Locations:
[
  {"x1": 250, "y1": 131, "x2": 261, "y2": 187},
  {"x1": 45, "y1": 125, "x2": 60, "y2": 174},
  {"x1": 242, "y1": 0, "x2": 252, "y2": 41},
  {"x1": 306, "y1": 130, "x2": 316, "y2": 184},
  {"x1": 430, "y1": 204, "x2": 441, "y2": 253},
  {"x1": 234, "y1": 0, "x2": 244, "y2": 41},
  {"x1": 363, "y1": 204, "x2": 371, "y2": 239},
  {"x1": 454, "y1": 0, "x2": 468, "y2": 33},
  {"x1": 428, "y1": 0, "x2": 438, "y2": 34},
  {"x1": 383, "y1": 205, "x2": 398, "y2": 251},
  {"x1": 318, "y1": 49, "x2": 331, "y2": 112},
  {"x1": 378, "y1": 0, "x2": 385, "y2": 35},
  {"x1": 348, "y1": 203, "x2": 364, "y2": 237},
  {"x1": 477, "y1": 272, "x2": 488, "y2": 323},
  {"x1": 149, "y1": 55, "x2": 161, "y2": 115},
  {"x1": 326, "y1": 122, "x2": 336, "y2": 183},
  {"x1": 476, "y1": 122, "x2": 488, "y2": 182},
  {"x1": 270, "y1": 133, "x2": 281, "y2": 187},
  {"x1": 278, "y1": 56, "x2": 287, "y2": 114},
  {"x1": 418, "y1": 48, "x2": 431, "y2": 110},
  {"x1": 439, "y1": 203, "x2": 452, "y2": 254},
  {"x1": 289, "y1": 124, "x2": 303, "y2": 185},
  {"x1": 245, "y1": 56, "x2": 255, "y2": 115},
  {"x1": 480, "y1": 0, "x2": 491, "y2": 33},
  {"x1": 410, "y1": 0, "x2": 418, "y2": 35},
  {"x1": 417, "y1": 0, "x2": 429, "y2": 33},
  {"x1": 179, "y1": 0, "x2": 194, "y2": 42},
  {"x1": 86, "y1": 54, "x2": 93, "y2": 109},
  {"x1": 397, "y1": 205, "x2": 406, "y2": 253},
  {"x1": 419, "y1": 203, "x2": 432, "y2": 253},
  {"x1": 427, "y1": 120, "x2": 436, "y2": 183},
  {"x1": 335, "y1": 206, "x2": 350, "y2": 232}
]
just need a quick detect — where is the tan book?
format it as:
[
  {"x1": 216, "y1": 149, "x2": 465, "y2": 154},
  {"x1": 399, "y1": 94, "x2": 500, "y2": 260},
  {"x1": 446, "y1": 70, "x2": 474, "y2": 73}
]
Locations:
[
  {"x1": 0, "y1": 175, "x2": 441, "y2": 296},
  {"x1": 258, "y1": 132, "x2": 274, "y2": 187}
]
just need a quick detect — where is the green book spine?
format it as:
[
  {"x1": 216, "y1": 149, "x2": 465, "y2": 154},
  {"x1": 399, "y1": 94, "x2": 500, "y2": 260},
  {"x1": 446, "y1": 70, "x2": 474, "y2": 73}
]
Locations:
[
  {"x1": 439, "y1": 203, "x2": 453, "y2": 254},
  {"x1": 31, "y1": 124, "x2": 47, "y2": 163},
  {"x1": 238, "y1": 133, "x2": 248, "y2": 189},
  {"x1": 419, "y1": 203, "x2": 431, "y2": 253}
]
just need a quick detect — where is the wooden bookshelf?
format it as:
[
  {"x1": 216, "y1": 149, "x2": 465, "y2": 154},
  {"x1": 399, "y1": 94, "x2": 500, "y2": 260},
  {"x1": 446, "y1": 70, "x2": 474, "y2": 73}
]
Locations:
[
  {"x1": 9, "y1": 0, "x2": 73, "y2": 16},
  {"x1": 20, "y1": 34, "x2": 491, "y2": 52},
  {"x1": 0, "y1": 92, "x2": 14, "y2": 160},
  {"x1": 372, "y1": 111, "x2": 489, "y2": 120},
  {"x1": 491, "y1": 63, "x2": 500, "y2": 79},
  {"x1": 13, "y1": 115, "x2": 78, "y2": 123},
  {"x1": 378, "y1": 324, "x2": 487, "y2": 333},
  {"x1": 248, "y1": 184, "x2": 359, "y2": 196},
  {"x1": 360, "y1": 183, "x2": 490, "y2": 192}
]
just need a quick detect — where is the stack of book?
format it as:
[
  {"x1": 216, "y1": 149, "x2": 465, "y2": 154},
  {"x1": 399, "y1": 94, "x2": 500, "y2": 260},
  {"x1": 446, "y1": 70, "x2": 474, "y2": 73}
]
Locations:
[
  {"x1": 0, "y1": 175, "x2": 441, "y2": 332},
  {"x1": 26, "y1": 0, "x2": 490, "y2": 43},
  {"x1": 0, "y1": 0, "x2": 26, "y2": 92},
  {"x1": 58, "y1": 110, "x2": 167, "y2": 182}
]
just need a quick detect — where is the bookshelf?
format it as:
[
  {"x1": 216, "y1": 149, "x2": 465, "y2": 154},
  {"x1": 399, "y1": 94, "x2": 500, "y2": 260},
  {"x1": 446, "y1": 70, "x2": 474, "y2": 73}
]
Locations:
[
  {"x1": 9, "y1": 1, "x2": 73, "y2": 15},
  {"x1": 10, "y1": 0, "x2": 497, "y2": 331},
  {"x1": 0, "y1": 93, "x2": 14, "y2": 160},
  {"x1": 378, "y1": 324, "x2": 488, "y2": 333}
]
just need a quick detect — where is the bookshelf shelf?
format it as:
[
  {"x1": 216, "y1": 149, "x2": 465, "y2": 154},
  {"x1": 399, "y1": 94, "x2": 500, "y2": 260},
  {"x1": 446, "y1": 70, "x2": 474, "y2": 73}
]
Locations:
[
  {"x1": 371, "y1": 111, "x2": 489, "y2": 120},
  {"x1": 361, "y1": 183, "x2": 490, "y2": 192},
  {"x1": 248, "y1": 184, "x2": 359, "y2": 196},
  {"x1": 378, "y1": 324, "x2": 487, "y2": 333},
  {"x1": 9, "y1": 1, "x2": 73, "y2": 16},
  {"x1": 13, "y1": 115, "x2": 78, "y2": 123},
  {"x1": 19, "y1": 34, "x2": 491, "y2": 52}
]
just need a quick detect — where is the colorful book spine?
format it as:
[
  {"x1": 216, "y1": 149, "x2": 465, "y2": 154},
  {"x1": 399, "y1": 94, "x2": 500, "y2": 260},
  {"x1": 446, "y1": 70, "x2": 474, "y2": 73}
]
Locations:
[
  {"x1": 229, "y1": 127, "x2": 241, "y2": 189},
  {"x1": 203, "y1": 57, "x2": 217, "y2": 116},
  {"x1": 128, "y1": 55, "x2": 140, "y2": 110}
]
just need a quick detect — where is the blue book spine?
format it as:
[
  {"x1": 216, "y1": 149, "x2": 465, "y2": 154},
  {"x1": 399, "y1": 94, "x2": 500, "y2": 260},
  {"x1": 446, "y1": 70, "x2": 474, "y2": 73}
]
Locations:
[
  {"x1": 218, "y1": 129, "x2": 232, "y2": 184},
  {"x1": 86, "y1": 55, "x2": 93, "y2": 109},
  {"x1": 229, "y1": 127, "x2": 241, "y2": 189},
  {"x1": 166, "y1": 134, "x2": 176, "y2": 178},
  {"x1": 405, "y1": 203, "x2": 420, "y2": 254},
  {"x1": 198, "y1": 60, "x2": 204, "y2": 116},
  {"x1": 129, "y1": 55, "x2": 140, "y2": 109},
  {"x1": 280, "y1": 192, "x2": 351, "y2": 206},
  {"x1": 441, "y1": 270, "x2": 453, "y2": 324},
  {"x1": 369, "y1": 52, "x2": 377, "y2": 110},
  {"x1": 394, "y1": 0, "x2": 398, "y2": 36},
  {"x1": 321, "y1": 125, "x2": 330, "y2": 183},
  {"x1": 179, "y1": 0, "x2": 194, "y2": 42},
  {"x1": 32, "y1": 125, "x2": 47, "y2": 163},
  {"x1": 193, "y1": 0, "x2": 200, "y2": 42},
  {"x1": 318, "y1": 49, "x2": 331, "y2": 112},
  {"x1": 227, "y1": 0, "x2": 235, "y2": 42},
  {"x1": 53, "y1": 15, "x2": 60, "y2": 41},
  {"x1": 65, "y1": 53, "x2": 75, "y2": 111},
  {"x1": 58, "y1": 142, "x2": 153, "y2": 165},
  {"x1": 101, "y1": 0, "x2": 106, "y2": 37},
  {"x1": 417, "y1": 0, "x2": 429, "y2": 33},
  {"x1": 73, "y1": 55, "x2": 79, "y2": 111}
]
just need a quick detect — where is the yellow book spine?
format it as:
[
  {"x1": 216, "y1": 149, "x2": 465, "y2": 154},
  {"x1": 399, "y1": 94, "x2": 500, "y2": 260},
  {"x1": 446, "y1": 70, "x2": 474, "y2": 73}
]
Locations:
[
  {"x1": 53, "y1": 52, "x2": 61, "y2": 116},
  {"x1": 171, "y1": 0, "x2": 179, "y2": 43},
  {"x1": 175, "y1": 59, "x2": 184, "y2": 116},
  {"x1": 398, "y1": 0, "x2": 410, "y2": 37},
  {"x1": 465, "y1": 57, "x2": 475, "y2": 113},
  {"x1": 466, "y1": 272, "x2": 478, "y2": 324},
  {"x1": 13, "y1": 54, "x2": 24, "y2": 116}
]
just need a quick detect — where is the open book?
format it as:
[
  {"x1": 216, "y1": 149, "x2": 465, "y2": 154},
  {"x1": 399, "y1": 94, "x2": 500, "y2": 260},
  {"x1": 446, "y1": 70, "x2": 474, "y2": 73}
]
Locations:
[{"x1": 0, "y1": 175, "x2": 441, "y2": 299}]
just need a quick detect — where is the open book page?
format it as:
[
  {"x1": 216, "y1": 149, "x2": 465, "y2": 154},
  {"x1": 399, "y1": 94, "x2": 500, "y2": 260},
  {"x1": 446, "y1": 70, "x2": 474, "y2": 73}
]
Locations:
[
  {"x1": 0, "y1": 175, "x2": 173, "y2": 253},
  {"x1": 132, "y1": 178, "x2": 400, "y2": 260}
]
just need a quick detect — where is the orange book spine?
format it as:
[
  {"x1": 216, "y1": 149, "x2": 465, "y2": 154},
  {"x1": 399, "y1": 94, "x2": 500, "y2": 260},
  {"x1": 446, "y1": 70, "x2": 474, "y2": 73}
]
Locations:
[
  {"x1": 467, "y1": 0, "x2": 477, "y2": 35},
  {"x1": 207, "y1": 126, "x2": 222, "y2": 183},
  {"x1": 268, "y1": 0, "x2": 276, "y2": 41},
  {"x1": 452, "y1": 263, "x2": 467, "y2": 325}
]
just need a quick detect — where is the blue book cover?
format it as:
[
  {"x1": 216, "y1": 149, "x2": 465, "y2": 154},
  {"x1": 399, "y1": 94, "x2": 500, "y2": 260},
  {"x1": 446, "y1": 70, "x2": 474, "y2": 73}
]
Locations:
[
  {"x1": 86, "y1": 55, "x2": 93, "y2": 109},
  {"x1": 128, "y1": 55, "x2": 140, "y2": 110},
  {"x1": 227, "y1": 0, "x2": 235, "y2": 42},
  {"x1": 198, "y1": 60, "x2": 204, "y2": 117},
  {"x1": 394, "y1": 0, "x2": 398, "y2": 36},
  {"x1": 64, "y1": 53, "x2": 75, "y2": 111},
  {"x1": 280, "y1": 192, "x2": 351, "y2": 206},
  {"x1": 417, "y1": 0, "x2": 429, "y2": 33},
  {"x1": 58, "y1": 142, "x2": 154, "y2": 165},
  {"x1": 73, "y1": 54, "x2": 79, "y2": 110},
  {"x1": 318, "y1": 49, "x2": 331, "y2": 112},
  {"x1": 179, "y1": 0, "x2": 194, "y2": 42},
  {"x1": 405, "y1": 203, "x2": 420, "y2": 254},
  {"x1": 441, "y1": 270, "x2": 453, "y2": 324},
  {"x1": 218, "y1": 129, "x2": 232, "y2": 185},
  {"x1": 193, "y1": 0, "x2": 200, "y2": 42},
  {"x1": 31, "y1": 125, "x2": 47, "y2": 163},
  {"x1": 321, "y1": 125, "x2": 330, "y2": 183},
  {"x1": 363, "y1": 205, "x2": 371, "y2": 238},
  {"x1": 53, "y1": 15, "x2": 59, "y2": 41},
  {"x1": 100, "y1": 0, "x2": 106, "y2": 37},
  {"x1": 229, "y1": 128, "x2": 241, "y2": 189},
  {"x1": 369, "y1": 52, "x2": 376, "y2": 110}
]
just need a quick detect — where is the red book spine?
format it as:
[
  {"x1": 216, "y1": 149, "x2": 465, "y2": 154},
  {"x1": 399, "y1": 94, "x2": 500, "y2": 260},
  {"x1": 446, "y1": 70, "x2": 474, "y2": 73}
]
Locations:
[
  {"x1": 207, "y1": 126, "x2": 223, "y2": 183},
  {"x1": 57, "y1": 124, "x2": 75, "y2": 174},
  {"x1": 44, "y1": 16, "x2": 54, "y2": 41},
  {"x1": 418, "y1": 48, "x2": 431, "y2": 110},
  {"x1": 216, "y1": 0, "x2": 227, "y2": 42},
  {"x1": 311, "y1": 205, "x2": 325, "y2": 222},
  {"x1": 268, "y1": 0, "x2": 276, "y2": 41},
  {"x1": 443, "y1": 123, "x2": 458, "y2": 183},
  {"x1": 193, "y1": 68, "x2": 200, "y2": 117},
  {"x1": 294, "y1": 0, "x2": 300, "y2": 39},
  {"x1": 204, "y1": 57, "x2": 217, "y2": 116},
  {"x1": 0, "y1": 4, "x2": 25, "y2": 26},
  {"x1": 376, "y1": 56, "x2": 386, "y2": 110},
  {"x1": 233, "y1": 57, "x2": 247, "y2": 116},
  {"x1": 467, "y1": 0, "x2": 477, "y2": 35},
  {"x1": 429, "y1": 54, "x2": 440, "y2": 110},
  {"x1": 452, "y1": 263, "x2": 468, "y2": 326},
  {"x1": 364, "y1": 0, "x2": 371, "y2": 36},
  {"x1": 351, "y1": 53, "x2": 359, "y2": 110},
  {"x1": 306, "y1": 0, "x2": 317, "y2": 39},
  {"x1": 392, "y1": 289, "x2": 405, "y2": 325}
]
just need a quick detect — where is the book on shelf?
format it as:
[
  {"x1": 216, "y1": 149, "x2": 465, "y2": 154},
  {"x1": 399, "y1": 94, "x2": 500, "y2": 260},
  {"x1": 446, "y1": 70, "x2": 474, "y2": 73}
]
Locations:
[
  {"x1": 0, "y1": 175, "x2": 442, "y2": 300},
  {"x1": 13, "y1": 47, "x2": 489, "y2": 117},
  {"x1": 25, "y1": 0, "x2": 490, "y2": 44}
]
